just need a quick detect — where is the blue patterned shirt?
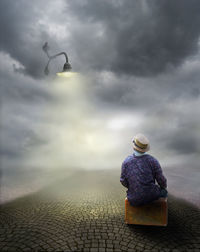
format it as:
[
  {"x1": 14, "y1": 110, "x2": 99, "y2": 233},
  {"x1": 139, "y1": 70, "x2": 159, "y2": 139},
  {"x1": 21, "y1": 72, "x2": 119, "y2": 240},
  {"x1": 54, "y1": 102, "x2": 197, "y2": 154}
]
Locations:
[{"x1": 120, "y1": 153, "x2": 167, "y2": 206}]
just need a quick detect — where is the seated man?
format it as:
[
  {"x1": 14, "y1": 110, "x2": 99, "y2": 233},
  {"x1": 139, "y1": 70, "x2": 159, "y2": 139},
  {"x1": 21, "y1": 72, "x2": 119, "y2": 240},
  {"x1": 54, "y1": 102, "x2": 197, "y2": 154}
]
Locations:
[{"x1": 120, "y1": 133, "x2": 167, "y2": 206}]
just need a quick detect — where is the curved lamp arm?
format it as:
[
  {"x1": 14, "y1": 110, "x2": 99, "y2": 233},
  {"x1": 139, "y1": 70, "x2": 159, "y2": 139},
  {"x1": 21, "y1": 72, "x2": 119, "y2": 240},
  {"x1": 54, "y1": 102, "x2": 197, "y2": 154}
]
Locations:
[
  {"x1": 43, "y1": 42, "x2": 71, "y2": 75},
  {"x1": 50, "y1": 52, "x2": 69, "y2": 63}
]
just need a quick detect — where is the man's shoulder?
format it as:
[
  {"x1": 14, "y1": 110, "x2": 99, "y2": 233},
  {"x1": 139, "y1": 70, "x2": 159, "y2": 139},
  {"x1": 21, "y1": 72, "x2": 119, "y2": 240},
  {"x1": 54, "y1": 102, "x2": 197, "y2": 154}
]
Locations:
[
  {"x1": 123, "y1": 155, "x2": 134, "y2": 165},
  {"x1": 144, "y1": 154, "x2": 159, "y2": 163}
]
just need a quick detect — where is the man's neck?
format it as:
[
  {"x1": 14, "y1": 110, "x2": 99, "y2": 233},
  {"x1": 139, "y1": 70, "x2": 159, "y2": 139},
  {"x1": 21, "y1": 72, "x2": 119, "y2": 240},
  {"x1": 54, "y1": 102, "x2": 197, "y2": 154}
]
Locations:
[{"x1": 134, "y1": 150, "x2": 146, "y2": 156}]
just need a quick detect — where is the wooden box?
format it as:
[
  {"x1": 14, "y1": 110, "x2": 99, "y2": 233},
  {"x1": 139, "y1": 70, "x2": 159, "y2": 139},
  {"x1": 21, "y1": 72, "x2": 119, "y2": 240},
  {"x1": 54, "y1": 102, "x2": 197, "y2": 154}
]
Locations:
[{"x1": 125, "y1": 197, "x2": 168, "y2": 226}]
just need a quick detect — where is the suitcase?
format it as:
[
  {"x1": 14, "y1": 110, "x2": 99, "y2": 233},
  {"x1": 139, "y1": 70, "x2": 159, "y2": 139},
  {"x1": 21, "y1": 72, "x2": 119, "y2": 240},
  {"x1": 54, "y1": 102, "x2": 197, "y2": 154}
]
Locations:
[{"x1": 125, "y1": 197, "x2": 168, "y2": 226}]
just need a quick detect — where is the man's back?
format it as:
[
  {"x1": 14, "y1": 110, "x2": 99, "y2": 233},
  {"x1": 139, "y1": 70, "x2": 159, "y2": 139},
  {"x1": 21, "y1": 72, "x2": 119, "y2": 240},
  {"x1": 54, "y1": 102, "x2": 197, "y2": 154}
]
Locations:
[{"x1": 120, "y1": 153, "x2": 167, "y2": 206}]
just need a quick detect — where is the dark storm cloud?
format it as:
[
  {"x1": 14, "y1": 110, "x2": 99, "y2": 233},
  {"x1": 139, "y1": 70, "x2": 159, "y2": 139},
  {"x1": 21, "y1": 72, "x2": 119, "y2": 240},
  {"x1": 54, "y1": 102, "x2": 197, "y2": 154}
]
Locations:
[
  {"x1": 0, "y1": 0, "x2": 55, "y2": 79},
  {"x1": 0, "y1": 0, "x2": 199, "y2": 159},
  {"x1": 166, "y1": 129, "x2": 199, "y2": 154},
  {"x1": 0, "y1": 147, "x2": 20, "y2": 159},
  {"x1": 139, "y1": 112, "x2": 199, "y2": 156},
  {"x1": 1, "y1": 0, "x2": 200, "y2": 78},
  {"x1": 1, "y1": 76, "x2": 52, "y2": 104},
  {"x1": 87, "y1": 58, "x2": 200, "y2": 157},
  {"x1": 89, "y1": 58, "x2": 200, "y2": 110},
  {"x1": 68, "y1": 0, "x2": 200, "y2": 76},
  {"x1": 0, "y1": 51, "x2": 53, "y2": 171},
  {"x1": 0, "y1": 57, "x2": 53, "y2": 104}
]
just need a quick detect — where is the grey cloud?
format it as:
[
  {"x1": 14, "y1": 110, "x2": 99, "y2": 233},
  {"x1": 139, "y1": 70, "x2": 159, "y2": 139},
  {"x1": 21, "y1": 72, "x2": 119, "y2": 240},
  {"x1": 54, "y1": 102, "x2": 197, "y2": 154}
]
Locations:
[
  {"x1": 0, "y1": 147, "x2": 20, "y2": 159},
  {"x1": 0, "y1": 0, "x2": 200, "y2": 206},
  {"x1": 1, "y1": 0, "x2": 200, "y2": 78},
  {"x1": 166, "y1": 130, "x2": 199, "y2": 154},
  {"x1": 87, "y1": 65, "x2": 200, "y2": 156},
  {"x1": 88, "y1": 49, "x2": 200, "y2": 111},
  {"x1": 135, "y1": 100, "x2": 200, "y2": 156},
  {"x1": 0, "y1": 61, "x2": 53, "y2": 170},
  {"x1": 0, "y1": 0, "x2": 57, "y2": 79},
  {"x1": 68, "y1": 0, "x2": 200, "y2": 76},
  {"x1": 1, "y1": 79, "x2": 52, "y2": 104},
  {"x1": 164, "y1": 112, "x2": 200, "y2": 154},
  {"x1": 0, "y1": 61, "x2": 53, "y2": 104}
]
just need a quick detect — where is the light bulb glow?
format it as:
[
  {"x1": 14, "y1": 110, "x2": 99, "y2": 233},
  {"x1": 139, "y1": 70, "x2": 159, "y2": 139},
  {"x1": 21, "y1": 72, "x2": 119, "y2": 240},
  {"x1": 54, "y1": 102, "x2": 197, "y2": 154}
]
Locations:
[{"x1": 56, "y1": 72, "x2": 78, "y2": 77}]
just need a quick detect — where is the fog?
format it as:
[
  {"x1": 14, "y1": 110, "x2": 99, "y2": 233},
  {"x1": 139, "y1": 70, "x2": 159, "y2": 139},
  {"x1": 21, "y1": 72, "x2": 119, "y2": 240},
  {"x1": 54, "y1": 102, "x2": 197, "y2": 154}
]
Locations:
[
  {"x1": 0, "y1": 0, "x2": 200, "y2": 207},
  {"x1": 0, "y1": 72, "x2": 142, "y2": 202},
  {"x1": 1, "y1": 71, "x2": 199, "y2": 207}
]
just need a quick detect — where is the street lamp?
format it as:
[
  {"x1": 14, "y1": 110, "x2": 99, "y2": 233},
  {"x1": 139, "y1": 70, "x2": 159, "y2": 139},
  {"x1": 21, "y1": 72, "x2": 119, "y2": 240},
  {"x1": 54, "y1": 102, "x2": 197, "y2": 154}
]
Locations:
[{"x1": 42, "y1": 42, "x2": 72, "y2": 76}]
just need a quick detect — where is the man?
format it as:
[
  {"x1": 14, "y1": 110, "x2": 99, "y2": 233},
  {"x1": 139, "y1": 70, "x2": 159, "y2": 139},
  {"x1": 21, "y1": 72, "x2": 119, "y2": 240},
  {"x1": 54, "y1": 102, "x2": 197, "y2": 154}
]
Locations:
[{"x1": 120, "y1": 133, "x2": 167, "y2": 206}]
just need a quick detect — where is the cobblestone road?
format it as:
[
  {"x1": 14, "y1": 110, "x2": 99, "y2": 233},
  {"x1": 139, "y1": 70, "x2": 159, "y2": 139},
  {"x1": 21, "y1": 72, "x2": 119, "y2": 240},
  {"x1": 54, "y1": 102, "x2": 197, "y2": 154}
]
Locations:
[{"x1": 0, "y1": 170, "x2": 200, "y2": 252}]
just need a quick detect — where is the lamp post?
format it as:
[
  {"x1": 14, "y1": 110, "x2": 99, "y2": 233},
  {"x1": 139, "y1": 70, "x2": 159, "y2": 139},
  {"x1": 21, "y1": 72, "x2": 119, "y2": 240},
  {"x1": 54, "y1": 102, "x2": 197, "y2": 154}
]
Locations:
[{"x1": 42, "y1": 42, "x2": 72, "y2": 75}]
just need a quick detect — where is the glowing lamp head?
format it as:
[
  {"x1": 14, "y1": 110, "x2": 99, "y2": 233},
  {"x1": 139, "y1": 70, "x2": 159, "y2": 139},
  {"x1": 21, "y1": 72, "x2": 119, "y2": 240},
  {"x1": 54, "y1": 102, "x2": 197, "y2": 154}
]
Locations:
[
  {"x1": 57, "y1": 62, "x2": 76, "y2": 77},
  {"x1": 56, "y1": 71, "x2": 77, "y2": 77},
  {"x1": 63, "y1": 62, "x2": 72, "y2": 72}
]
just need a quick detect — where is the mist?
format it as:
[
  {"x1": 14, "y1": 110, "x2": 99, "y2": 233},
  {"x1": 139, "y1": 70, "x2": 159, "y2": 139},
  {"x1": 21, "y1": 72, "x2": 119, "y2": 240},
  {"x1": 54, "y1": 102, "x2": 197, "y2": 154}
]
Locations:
[
  {"x1": 1, "y1": 70, "x2": 200, "y2": 207},
  {"x1": 0, "y1": 0, "x2": 200, "y2": 207},
  {"x1": 0, "y1": 72, "x2": 141, "y2": 203}
]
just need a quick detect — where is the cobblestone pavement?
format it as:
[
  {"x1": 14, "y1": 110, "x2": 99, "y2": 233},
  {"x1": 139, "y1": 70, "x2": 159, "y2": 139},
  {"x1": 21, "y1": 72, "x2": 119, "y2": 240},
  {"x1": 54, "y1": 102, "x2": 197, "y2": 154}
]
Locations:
[{"x1": 0, "y1": 170, "x2": 200, "y2": 252}]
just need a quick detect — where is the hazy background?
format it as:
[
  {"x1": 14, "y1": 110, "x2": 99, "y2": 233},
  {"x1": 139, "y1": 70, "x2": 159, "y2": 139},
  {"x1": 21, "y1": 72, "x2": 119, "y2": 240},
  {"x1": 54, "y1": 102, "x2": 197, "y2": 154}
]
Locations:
[{"x1": 0, "y1": 0, "x2": 200, "y2": 207}]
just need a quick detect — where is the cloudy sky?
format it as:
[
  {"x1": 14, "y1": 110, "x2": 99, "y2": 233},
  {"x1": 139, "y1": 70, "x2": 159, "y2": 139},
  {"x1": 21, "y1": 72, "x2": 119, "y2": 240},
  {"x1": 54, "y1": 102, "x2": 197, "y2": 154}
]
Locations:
[{"x1": 0, "y1": 0, "x2": 200, "y2": 205}]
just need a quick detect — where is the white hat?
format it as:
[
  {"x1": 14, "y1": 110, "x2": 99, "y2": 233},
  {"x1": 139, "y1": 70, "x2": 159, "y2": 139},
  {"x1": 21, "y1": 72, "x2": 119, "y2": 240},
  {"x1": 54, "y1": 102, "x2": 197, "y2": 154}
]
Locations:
[{"x1": 132, "y1": 133, "x2": 150, "y2": 153}]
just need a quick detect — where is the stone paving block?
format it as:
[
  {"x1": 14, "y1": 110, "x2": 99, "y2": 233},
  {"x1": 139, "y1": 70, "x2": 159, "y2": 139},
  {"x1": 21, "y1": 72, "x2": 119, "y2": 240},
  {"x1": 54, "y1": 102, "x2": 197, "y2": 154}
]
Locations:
[
  {"x1": 90, "y1": 248, "x2": 98, "y2": 252},
  {"x1": 91, "y1": 243, "x2": 98, "y2": 248},
  {"x1": 98, "y1": 249, "x2": 106, "y2": 252},
  {"x1": 83, "y1": 249, "x2": 90, "y2": 252},
  {"x1": 121, "y1": 245, "x2": 128, "y2": 251},
  {"x1": 0, "y1": 170, "x2": 199, "y2": 252},
  {"x1": 125, "y1": 197, "x2": 168, "y2": 226},
  {"x1": 105, "y1": 248, "x2": 113, "y2": 252},
  {"x1": 98, "y1": 243, "x2": 106, "y2": 248},
  {"x1": 106, "y1": 243, "x2": 113, "y2": 248}
]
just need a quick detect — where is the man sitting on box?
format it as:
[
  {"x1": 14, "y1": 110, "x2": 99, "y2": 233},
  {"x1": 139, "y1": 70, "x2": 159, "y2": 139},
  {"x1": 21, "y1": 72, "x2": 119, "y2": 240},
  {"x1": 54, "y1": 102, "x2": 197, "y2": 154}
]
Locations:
[{"x1": 120, "y1": 133, "x2": 168, "y2": 206}]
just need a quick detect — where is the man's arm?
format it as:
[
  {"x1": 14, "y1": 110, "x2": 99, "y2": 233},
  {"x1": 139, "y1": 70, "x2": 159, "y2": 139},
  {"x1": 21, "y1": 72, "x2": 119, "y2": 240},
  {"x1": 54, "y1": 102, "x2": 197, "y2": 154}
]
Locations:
[
  {"x1": 120, "y1": 161, "x2": 129, "y2": 188},
  {"x1": 152, "y1": 158, "x2": 167, "y2": 189}
]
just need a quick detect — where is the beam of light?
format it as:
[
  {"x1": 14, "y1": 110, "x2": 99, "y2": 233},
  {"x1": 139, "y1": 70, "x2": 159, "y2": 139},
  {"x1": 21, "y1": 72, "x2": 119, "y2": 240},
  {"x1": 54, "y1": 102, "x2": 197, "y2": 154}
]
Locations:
[
  {"x1": 106, "y1": 114, "x2": 143, "y2": 131},
  {"x1": 56, "y1": 71, "x2": 78, "y2": 77},
  {"x1": 22, "y1": 73, "x2": 143, "y2": 174}
]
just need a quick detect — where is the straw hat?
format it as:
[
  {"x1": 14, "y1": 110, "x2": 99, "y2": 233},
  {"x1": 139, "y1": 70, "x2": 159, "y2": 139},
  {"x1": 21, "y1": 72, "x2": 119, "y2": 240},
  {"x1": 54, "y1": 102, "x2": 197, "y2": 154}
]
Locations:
[{"x1": 132, "y1": 133, "x2": 150, "y2": 153}]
